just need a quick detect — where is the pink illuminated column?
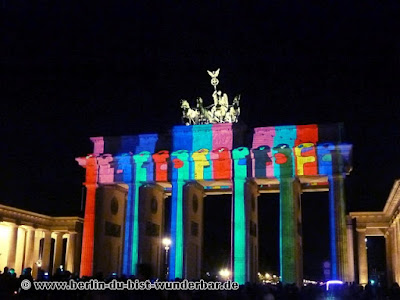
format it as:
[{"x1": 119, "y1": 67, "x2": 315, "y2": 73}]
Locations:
[{"x1": 77, "y1": 156, "x2": 98, "y2": 277}]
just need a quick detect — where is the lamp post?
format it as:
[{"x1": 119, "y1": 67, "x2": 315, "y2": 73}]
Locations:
[
  {"x1": 219, "y1": 268, "x2": 231, "y2": 281},
  {"x1": 162, "y1": 237, "x2": 171, "y2": 279}
]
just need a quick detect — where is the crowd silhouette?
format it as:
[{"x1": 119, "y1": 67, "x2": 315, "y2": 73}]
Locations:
[{"x1": 1, "y1": 266, "x2": 400, "y2": 299}]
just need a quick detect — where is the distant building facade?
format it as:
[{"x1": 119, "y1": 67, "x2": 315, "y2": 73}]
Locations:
[
  {"x1": 0, "y1": 204, "x2": 83, "y2": 278},
  {"x1": 349, "y1": 179, "x2": 400, "y2": 286}
]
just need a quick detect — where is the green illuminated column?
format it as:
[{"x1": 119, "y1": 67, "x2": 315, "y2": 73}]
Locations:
[
  {"x1": 169, "y1": 150, "x2": 190, "y2": 280},
  {"x1": 329, "y1": 174, "x2": 349, "y2": 281},
  {"x1": 232, "y1": 147, "x2": 249, "y2": 284},
  {"x1": 279, "y1": 177, "x2": 303, "y2": 286}
]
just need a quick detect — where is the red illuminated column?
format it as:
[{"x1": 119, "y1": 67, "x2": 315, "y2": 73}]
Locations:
[
  {"x1": 77, "y1": 156, "x2": 98, "y2": 277},
  {"x1": 80, "y1": 183, "x2": 96, "y2": 276},
  {"x1": 152, "y1": 150, "x2": 169, "y2": 182},
  {"x1": 210, "y1": 147, "x2": 232, "y2": 180}
]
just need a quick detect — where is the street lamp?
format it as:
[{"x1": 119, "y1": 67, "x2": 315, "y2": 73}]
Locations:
[
  {"x1": 219, "y1": 268, "x2": 231, "y2": 281},
  {"x1": 162, "y1": 237, "x2": 171, "y2": 279}
]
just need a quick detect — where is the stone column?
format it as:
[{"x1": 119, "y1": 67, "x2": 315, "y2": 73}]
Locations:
[
  {"x1": 75, "y1": 232, "x2": 82, "y2": 274},
  {"x1": 245, "y1": 179, "x2": 259, "y2": 283},
  {"x1": 24, "y1": 228, "x2": 36, "y2": 269},
  {"x1": 395, "y1": 221, "x2": 400, "y2": 283},
  {"x1": 356, "y1": 228, "x2": 368, "y2": 286},
  {"x1": 7, "y1": 224, "x2": 19, "y2": 269},
  {"x1": 279, "y1": 177, "x2": 303, "y2": 286},
  {"x1": 385, "y1": 229, "x2": 393, "y2": 287},
  {"x1": 41, "y1": 231, "x2": 52, "y2": 272},
  {"x1": 138, "y1": 184, "x2": 166, "y2": 279},
  {"x1": 53, "y1": 232, "x2": 64, "y2": 271},
  {"x1": 329, "y1": 175, "x2": 348, "y2": 281},
  {"x1": 346, "y1": 216, "x2": 355, "y2": 282},
  {"x1": 66, "y1": 232, "x2": 77, "y2": 273},
  {"x1": 32, "y1": 229, "x2": 41, "y2": 278},
  {"x1": 182, "y1": 182, "x2": 204, "y2": 280},
  {"x1": 391, "y1": 224, "x2": 398, "y2": 284}
]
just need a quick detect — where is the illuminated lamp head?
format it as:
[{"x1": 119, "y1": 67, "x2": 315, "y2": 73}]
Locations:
[{"x1": 326, "y1": 280, "x2": 343, "y2": 291}]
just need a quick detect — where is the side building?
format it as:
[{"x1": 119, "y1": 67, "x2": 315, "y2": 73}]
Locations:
[
  {"x1": 0, "y1": 204, "x2": 83, "y2": 278},
  {"x1": 349, "y1": 179, "x2": 400, "y2": 286}
]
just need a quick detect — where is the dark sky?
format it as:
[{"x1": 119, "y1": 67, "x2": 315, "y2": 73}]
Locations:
[{"x1": 2, "y1": 1, "x2": 400, "y2": 277}]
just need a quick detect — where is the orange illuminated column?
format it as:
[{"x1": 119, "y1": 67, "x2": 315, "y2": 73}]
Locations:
[{"x1": 76, "y1": 155, "x2": 98, "y2": 277}]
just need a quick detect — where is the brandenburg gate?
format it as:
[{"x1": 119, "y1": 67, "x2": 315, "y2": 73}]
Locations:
[{"x1": 76, "y1": 70, "x2": 353, "y2": 285}]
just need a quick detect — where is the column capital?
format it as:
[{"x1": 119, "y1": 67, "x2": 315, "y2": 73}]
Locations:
[
  {"x1": 356, "y1": 227, "x2": 366, "y2": 233},
  {"x1": 278, "y1": 176, "x2": 301, "y2": 182},
  {"x1": 142, "y1": 183, "x2": 165, "y2": 193},
  {"x1": 42, "y1": 229, "x2": 52, "y2": 236},
  {"x1": 84, "y1": 183, "x2": 98, "y2": 188},
  {"x1": 245, "y1": 179, "x2": 260, "y2": 196},
  {"x1": 184, "y1": 181, "x2": 204, "y2": 191},
  {"x1": 8, "y1": 223, "x2": 19, "y2": 228},
  {"x1": 25, "y1": 226, "x2": 36, "y2": 231},
  {"x1": 328, "y1": 174, "x2": 346, "y2": 180}
]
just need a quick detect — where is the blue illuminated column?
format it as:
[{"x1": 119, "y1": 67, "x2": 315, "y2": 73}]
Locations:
[
  {"x1": 122, "y1": 151, "x2": 151, "y2": 275},
  {"x1": 169, "y1": 150, "x2": 190, "y2": 280},
  {"x1": 320, "y1": 144, "x2": 349, "y2": 281},
  {"x1": 232, "y1": 147, "x2": 249, "y2": 285},
  {"x1": 123, "y1": 183, "x2": 136, "y2": 275}
]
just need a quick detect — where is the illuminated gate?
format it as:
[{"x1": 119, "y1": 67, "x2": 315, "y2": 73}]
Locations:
[
  {"x1": 76, "y1": 69, "x2": 352, "y2": 285},
  {"x1": 76, "y1": 122, "x2": 352, "y2": 285}
]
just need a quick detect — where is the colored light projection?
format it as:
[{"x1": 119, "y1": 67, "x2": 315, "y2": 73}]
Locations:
[
  {"x1": 90, "y1": 124, "x2": 348, "y2": 185},
  {"x1": 169, "y1": 150, "x2": 190, "y2": 280},
  {"x1": 232, "y1": 147, "x2": 249, "y2": 284},
  {"x1": 76, "y1": 155, "x2": 97, "y2": 277},
  {"x1": 78, "y1": 123, "x2": 351, "y2": 280}
]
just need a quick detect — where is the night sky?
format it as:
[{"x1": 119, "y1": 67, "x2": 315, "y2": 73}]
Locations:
[{"x1": 2, "y1": 2, "x2": 400, "y2": 279}]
